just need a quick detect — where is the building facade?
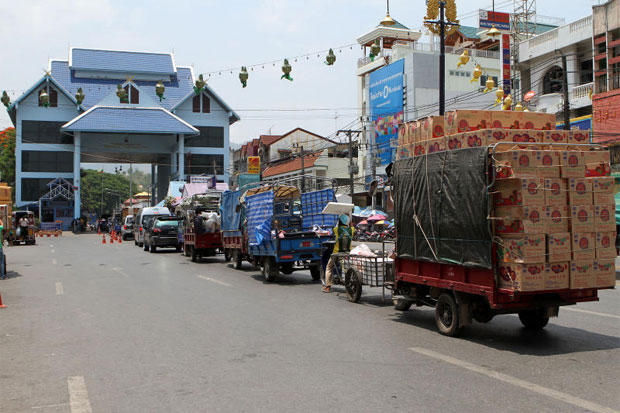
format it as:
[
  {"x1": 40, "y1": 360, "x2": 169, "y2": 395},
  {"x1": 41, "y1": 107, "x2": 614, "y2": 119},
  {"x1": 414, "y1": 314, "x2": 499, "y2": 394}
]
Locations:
[{"x1": 6, "y1": 48, "x2": 238, "y2": 226}]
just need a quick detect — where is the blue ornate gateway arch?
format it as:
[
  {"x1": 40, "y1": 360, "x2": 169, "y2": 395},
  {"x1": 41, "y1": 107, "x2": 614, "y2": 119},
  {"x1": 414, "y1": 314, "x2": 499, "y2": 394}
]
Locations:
[{"x1": 6, "y1": 48, "x2": 239, "y2": 219}]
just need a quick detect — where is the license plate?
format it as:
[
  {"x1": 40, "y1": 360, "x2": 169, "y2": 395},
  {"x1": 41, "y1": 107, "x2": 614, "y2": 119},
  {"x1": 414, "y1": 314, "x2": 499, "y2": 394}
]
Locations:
[{"x1": 302, "y1": 241, "x2": 311, "y2": 247}]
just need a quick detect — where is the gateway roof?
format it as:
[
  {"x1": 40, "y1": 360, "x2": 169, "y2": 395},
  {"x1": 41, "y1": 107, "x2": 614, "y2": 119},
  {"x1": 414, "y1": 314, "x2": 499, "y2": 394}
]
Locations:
[{"x1": 71, "y1": 48, "x2": 176, "y2": 75}]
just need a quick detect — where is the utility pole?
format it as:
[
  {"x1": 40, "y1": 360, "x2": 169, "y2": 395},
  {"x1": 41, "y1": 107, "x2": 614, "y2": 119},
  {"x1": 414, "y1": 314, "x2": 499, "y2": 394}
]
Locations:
[
  {"x1": 300, "y1": 145, "x2": 305, "y2": 192},
  {"x1": 129, "y1": 163, "x2": 133, "y2": 212},
  {"x1": 561, "y1": 54, "x2": 570, "y2": 130},
  {"x1": 337, "y1": 129, "x2": 361, "y2": 200}
]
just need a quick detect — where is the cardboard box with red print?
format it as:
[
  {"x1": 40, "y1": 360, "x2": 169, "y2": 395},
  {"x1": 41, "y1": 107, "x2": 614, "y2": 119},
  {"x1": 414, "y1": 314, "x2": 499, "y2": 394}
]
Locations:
[
  {"x1": 543, "y1": 178, "x2": 567, "y2": 206},
  {"x1": 585, "y1": 151, "x2": 611, "y2": 177},
  {"x1": 589, "y1": 177, "x2": 615, "y2": 205},
  {"x1": 398, "y1": 123, "x2": 407, "y2": 146},
  {"x1": 425, "y1": 137, "x2": 446, "y2": 154},
  {"x1": 494, "y1": 206, "x2": 546, "y2": 234},
  {"x1": 498, "y1": 262, "x2": 546, "y2": 291},
  {"x1": 445, "y1": 134, "x2": 464, "y2": 150},
  {"x1": 510, "y1": 129, "x2": 543, "y2": 145},
  {"x1": 544, "y1": 262, "x2": 570, "y2": 290},
  {"x1": 444, "y1": 110, "x2": 492, "y2": 135},
  {"x1": 571, "y1": 232, "x2": 596, "y2": 261},
  {"x1": 567, "y1": 178, "x2": 593, "y2": 205},
  {"x1": 547, "y1": 232, "x2": 571, "y2": 262},
  {"x1": 494, "y1": 150, "x2": 539, "y2": 179},
  {"x1": 494, "y1": 178, "x2": 545, "y2": 207},
  {"x1": 560, "y1": 151, "x2": 587, "y2": 178},
  {"x1": 419, "y1": 116, "x2": 445, "y2": 140},
  {"x1": 593, "y1": 260, "x2": 616, "y2": 288},
  {"x1": 570, "y1": 205, "x2": 595, "y2": 233},
  {"x1": 567, "y1": 130, "x2": 589, "y2": 147},
  {"x1": 570, "y1": 261, "x2": 596, "y2": 289},
  {"x1": 498, "y1": 234, "x2": 546, "y2": 263},
  {"x1": 543, "y1": 130, "x2": 568, "y2": 145},
  {"x1": 594, "y1": 204, "x2": 615, "y2": 231},
  {"x1": 535, "y1": 150, "x2": 561, "y2": 178},
  {"x1": 409, "y1": 121, "x2": 420, "y2": 143},
  {"x1": 545, "y1": 205, "x2": 569, "y2": 233},
  {"x1": 595, "y1": 231, "x2": 617, "y2": 259},
  {"x1": 489, "y1": 111, "x2": 523, "y2": 130},
  {"x1": 519, "y1": 112, "x2": 556, "y2": 130},
  {"x1": 413, "y1": 142, "x2": 425, "y2": 156}
]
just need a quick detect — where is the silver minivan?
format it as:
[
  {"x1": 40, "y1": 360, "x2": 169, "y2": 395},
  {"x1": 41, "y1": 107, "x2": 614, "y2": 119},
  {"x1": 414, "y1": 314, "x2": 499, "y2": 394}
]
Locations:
[{"x1": 133, "y1": 207, "x2": 172, "y2": 247}]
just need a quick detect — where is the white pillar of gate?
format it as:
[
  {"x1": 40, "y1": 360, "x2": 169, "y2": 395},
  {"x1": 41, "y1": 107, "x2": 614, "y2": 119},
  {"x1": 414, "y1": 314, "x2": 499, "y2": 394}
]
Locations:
[{"x1": 73, "y1": 131, "x2": 81, "y2": 219}]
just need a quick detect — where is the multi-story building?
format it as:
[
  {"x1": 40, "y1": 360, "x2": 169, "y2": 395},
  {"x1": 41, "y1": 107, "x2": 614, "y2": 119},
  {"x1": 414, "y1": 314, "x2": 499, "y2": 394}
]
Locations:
[
  {"x1": 592, "y1": 0, "x2": 620, "y2": 167},
  {"x1": 5, "y1": 47, "x2": 238, "y2": 228},
  {"x1": 518, "y1": 16, "x2": 593, "y2": 128}
]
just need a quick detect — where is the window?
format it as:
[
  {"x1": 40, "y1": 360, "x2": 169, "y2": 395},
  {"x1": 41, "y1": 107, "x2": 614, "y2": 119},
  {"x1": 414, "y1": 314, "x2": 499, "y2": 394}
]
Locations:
[
  {"x1": 184, "y1": 154, "x2": 224, "y2": 175},
  {"x1": 38, "y1": 86, "x2": 58, "y2": 107},
  {"x1": 185, "y1": 127, "x2": 224, "y2": 148},
  {"x1": 21, "y1": 121, "x2": 73, "y2": 144},
  {"x1": 121, "y1": 84, "x2": 139, "y2": 104},
  {"x1": 192, "y1": 93, "x2": 210, "y2": 113},
  {"x1": 542, "y1": 66, "x2": 563, "y2": 94},
  {"x1": 22, "y1": 151, "x2": 73, "y2": 173},
  {"x1": 480, "y1": 75, "x2": 499, "y2": 87},
  {"x1": 21, "y1": 178, "x2": 72, "y2": 202}
]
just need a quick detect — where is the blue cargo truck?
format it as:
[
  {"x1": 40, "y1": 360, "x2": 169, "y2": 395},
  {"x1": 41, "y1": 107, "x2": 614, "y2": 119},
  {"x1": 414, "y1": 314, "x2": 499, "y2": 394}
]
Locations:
[{"x1": 242, "y1": 181, "x2": 337, "y2": 282}]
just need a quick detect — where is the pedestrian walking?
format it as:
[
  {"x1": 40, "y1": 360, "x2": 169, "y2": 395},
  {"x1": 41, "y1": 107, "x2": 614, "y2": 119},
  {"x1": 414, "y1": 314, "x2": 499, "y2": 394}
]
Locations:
[
  {"x1": 0, "y1": 217, "x2": 6, "y2": 280},
  {"x1": 322, "y1": 214, "x2": 354, "y2": 293}
]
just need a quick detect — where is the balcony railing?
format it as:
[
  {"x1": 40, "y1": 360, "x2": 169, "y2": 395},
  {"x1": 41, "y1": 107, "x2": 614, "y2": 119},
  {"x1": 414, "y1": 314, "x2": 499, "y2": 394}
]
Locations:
[
  {"x1": 572, "y1": 82, "x2": 593, "y2": 99},
  {"x1": 357, "y1": 50, "x2": 388, "y2": 68}
]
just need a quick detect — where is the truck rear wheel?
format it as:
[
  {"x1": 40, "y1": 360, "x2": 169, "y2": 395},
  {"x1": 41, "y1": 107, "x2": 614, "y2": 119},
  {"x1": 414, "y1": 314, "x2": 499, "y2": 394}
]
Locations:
[
  {"x1": 518, "y1": 309, "x2": 549, "y2": 330},
  {"x1": 263, "y1": 257, "x2": 277, "y2": 282},
  {"x1": 394, "y1": 298, "x2": 413, "y2": 311},
  {"x1": 224, "y1": 250, "x2": 232, "y2": 262},
  {"x1": 435, "y1": 293, "x2": 462, "y2": 337},
  {"x1": 309, "y1": 265, "x2": 320, "y2": 281},
  {"x1": 281, "y1": 262, "x2": 294, "y2": 275},
  {"x1": 191, "y1": 246, "x2": 198, "y2": 262},
  {"x1": 233, "y1": 251, "x2": 243, "y2": 270}
]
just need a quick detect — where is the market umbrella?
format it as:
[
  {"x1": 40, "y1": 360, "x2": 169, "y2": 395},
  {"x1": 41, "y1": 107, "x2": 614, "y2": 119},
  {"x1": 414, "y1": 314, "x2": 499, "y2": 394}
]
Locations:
[
  {"x1": 367, "y1": 214, "x2": 387, "y2": 221},
  {"x1": 357, "y1": 220, "x2": 368, "y2": 226},
  {"x1": 375, "y1": 220, "x2": 385, "y2": 225}
]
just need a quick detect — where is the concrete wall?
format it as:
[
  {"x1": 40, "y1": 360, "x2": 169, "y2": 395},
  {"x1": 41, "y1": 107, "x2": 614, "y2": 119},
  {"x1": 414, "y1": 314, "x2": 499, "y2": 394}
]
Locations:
[
  {"x1": 593, "y1": 0, "x2": 620, "y2": 35},
  {"x1": 267, "y1": 130, "x2": 329, "y2": 163}
]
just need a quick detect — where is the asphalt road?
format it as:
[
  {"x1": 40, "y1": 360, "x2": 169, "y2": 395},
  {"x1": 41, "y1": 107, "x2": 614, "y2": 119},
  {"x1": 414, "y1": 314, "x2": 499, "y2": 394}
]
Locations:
[{"x1": 0, "y1": 234, "x2": 619, "y2": 413}]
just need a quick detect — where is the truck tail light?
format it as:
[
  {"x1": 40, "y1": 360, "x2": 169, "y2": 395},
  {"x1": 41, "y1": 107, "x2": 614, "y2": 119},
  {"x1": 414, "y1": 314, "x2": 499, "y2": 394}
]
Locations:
[
  {"x1": 302, "y1": 241, "x2": 311, "y2": 247},
  {"x1": 280, "y1": 255, "x2": 293, "y2": 260},
  {"x1": 123, "y1": 225, "x2": 127, "y2": 230},
  {"x1": 153, "y1": 228, "x2": 161, "y2": 233},
  {"x1": 139, "y1": 226, "x2": 143, "y2": 232}
]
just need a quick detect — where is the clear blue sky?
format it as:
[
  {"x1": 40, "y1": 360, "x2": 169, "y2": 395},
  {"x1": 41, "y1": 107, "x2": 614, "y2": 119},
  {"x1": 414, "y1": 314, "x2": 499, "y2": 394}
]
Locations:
[{"x1": 0, "y1": 0, "x2": 594, "y2": 150}]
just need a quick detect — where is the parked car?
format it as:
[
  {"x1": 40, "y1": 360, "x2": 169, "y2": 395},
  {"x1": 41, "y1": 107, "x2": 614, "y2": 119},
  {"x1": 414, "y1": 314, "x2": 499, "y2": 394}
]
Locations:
[
  {"x1": 143, "y1": 216, "x2": 182, "y2": 253},
  {"x1": 121, "y1": 215, "x2": 134, "y2": 240},
  {"x1": 133, "y1": 207, "x2": 171, "y2": 247}
]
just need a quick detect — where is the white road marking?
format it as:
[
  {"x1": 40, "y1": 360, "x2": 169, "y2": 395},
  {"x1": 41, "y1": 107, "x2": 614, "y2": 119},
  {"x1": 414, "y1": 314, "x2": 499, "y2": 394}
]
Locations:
[
  {"x1": 50, "y1": 249, "x2": 55, "y2": 253},
  {"x1": 52, "y1": 259, "x2": 57, "y2": 265},
  {"x1": 31, "y1": 402, "x2": 70, "y2": 410},
  {"x1": 67, "y1": 376, "x2": 92, "y2": 413},
  {"x1": 56, "y1": 282, "x2": 64, "y2": 296},
  {"x1": 197, "y1": 275, "x2": 231, "y2": 287},
  {"x1": 409, "y1": 347, "x2": 619, "y2": 413},
  {"x1": 111, "y1": 267, "x2": 129, "y2": 277},
  {"x1": 562, "y1": 307, "x2": 620, "y2": 320}
]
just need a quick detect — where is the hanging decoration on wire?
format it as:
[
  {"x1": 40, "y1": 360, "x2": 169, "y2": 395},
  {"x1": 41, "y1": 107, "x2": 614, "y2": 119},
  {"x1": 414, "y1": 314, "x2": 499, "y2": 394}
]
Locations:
[
  {"x1": 369, "y1": 40, "x2": 381, "y2": 62},
  {"x1": 470, "y1": 65, "x2": 482, "y2": 83},
  {"x1": 325, "y1": 49, "x2": 336, "y2": 66},
  {"x1": 75, "y1": 88, "x2": 85, "y2": 106},
  {"x1": 483, "y1": 77, "x2": 495, "y2": 93},
  {"x1": 1, "y1": 91, "x2": 10, "y2": 109},
  {"x1": 194, "y1": 74, "x2": 207, "y2": 95},
  {"x1": 116, "y1": 84, "x2": 128, "y2": 103},
  {"x1": 39, "y1": 88, "x2": 50, "y2": 108},
  {"x1": 281, "y1": 59, "x2": 293, "y2": 81},
  {"x1": 239, "y1": 66, "x2": 249, "y2": 88},
  {"x1": 514, "y1": 101, "x2": 523, "y2": 111},
  {"x1": 457, "y1": 49, "x2": 469, "y2": 68},
  {"x1": 155, "y1": 81, "x2": 165, "y2": 101},
  {"x1": 502, "y1": 94, "x2": 512, "y2": 111},
  {"x1": 494, "y1": 88, "x2": 504, "y2": 107}
]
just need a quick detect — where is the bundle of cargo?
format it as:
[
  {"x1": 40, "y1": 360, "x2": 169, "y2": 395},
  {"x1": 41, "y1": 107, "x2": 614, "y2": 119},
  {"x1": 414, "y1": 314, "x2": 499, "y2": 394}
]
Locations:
[{"x1": 490, "y1": 145, "x2": 615, "y2": 292}]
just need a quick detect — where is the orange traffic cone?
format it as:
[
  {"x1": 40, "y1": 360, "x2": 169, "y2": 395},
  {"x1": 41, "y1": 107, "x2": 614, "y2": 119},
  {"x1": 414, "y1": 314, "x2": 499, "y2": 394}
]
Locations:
[
  {"x1": 0, "y1": 291, "x2": 7, "y2": 308},
  {"x1": 97, "y1": 228, "x2": 101, "y2": 235},
  {"x1": 118, "y1": 235, "x2": 122, "y2": 244},
  {"x1": 102, "y1": 234, "x2": 106, "y2": 244},
  {"x1": 110, "y1": 235, "x2": 114, "y2": 244}
]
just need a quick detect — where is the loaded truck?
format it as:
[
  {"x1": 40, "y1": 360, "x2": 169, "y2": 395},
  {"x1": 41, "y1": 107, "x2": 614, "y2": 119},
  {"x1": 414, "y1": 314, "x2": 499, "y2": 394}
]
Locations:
[{"x1": 389, "y1": 109, "x2": 615, "y2": 336}]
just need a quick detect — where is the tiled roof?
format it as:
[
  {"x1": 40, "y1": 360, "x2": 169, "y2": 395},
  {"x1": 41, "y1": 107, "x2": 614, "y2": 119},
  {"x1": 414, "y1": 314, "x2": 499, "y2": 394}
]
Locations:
[
  {"x1": 458, "y1": 26, "x2": 481, "y2": 40},
  {"x1": 51, "y1": 60, "x2": 194, "y2": 111},
  {"x1": 71, "y1": 48, "x2": 176, "y2": 75},
  {"x1": 61, "y1": 106, "x2": 198, "y2": 134},
  {"x1": 262, "y1": 151, "x2": 323, "y2": 177},
  {"x1": 259, "y1": 134, "x2": 281, "y2": 146},
  {"x1": 376, "y1": 18, "x2": 409, "y2": 30}
]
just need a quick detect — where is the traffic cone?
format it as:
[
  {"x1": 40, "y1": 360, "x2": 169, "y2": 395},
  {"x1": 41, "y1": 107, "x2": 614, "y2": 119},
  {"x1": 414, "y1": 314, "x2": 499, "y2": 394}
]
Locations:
[
  {"x1": 102, "y1": 234, "x2": 106, "y2": 244},
  {"x1": 110, "y1": 235, "x2": 114, "y2": 244},
  {"x1": 118, "y1": 235, "x2": 122, "y2": 244},
  {"x1": 0, "y1": 291, "x2": 7, "y2": 308}
]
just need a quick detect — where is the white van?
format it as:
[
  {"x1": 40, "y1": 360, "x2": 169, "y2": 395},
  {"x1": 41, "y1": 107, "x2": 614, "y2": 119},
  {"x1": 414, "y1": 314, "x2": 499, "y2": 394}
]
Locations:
[{"x1": 133, "y1": 207, "x2": 172, "y2": 247}]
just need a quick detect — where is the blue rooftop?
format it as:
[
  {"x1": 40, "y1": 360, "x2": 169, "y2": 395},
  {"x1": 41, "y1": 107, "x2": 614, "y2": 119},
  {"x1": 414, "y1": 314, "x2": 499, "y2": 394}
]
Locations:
[
  {"x1": 62, "y1": 106, "x2": 199, "y2": 134},
  {"x1": 71, "y1": 48, "x2": 176, "y2": 75}
]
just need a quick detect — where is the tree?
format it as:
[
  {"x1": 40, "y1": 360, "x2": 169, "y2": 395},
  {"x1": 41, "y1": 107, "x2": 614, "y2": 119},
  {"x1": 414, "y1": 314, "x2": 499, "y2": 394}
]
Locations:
[
  {"x1": 120, "y1": 169, "x2": 151, "y2": 193},
  {"x1": 0, "y1": 127, "x2": 16, "y2": 186},
  {"x1": 80, "y1": 169, "x2": 130, "y2": 216}
]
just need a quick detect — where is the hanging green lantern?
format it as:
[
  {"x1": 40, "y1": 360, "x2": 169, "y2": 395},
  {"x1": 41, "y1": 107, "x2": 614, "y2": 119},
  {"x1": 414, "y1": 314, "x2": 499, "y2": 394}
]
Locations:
[
  {"x1": 1, "y1": 91, "x2": 10, "y2": 109},
  {"x1": 74, "y1": 88, "x2": 85, "y2": 105},
  {"x1": 39, "y1": 88, "x2": 50, "y2": 108},
  {"x1": 116, "y1": 84, "x2": 128, "y2": 103},
  {"x1": 370, "y1": 40, "x2": 381, "y2": 61},
  {"x1": 281, "y1": 59, "x2": 293, "y2": 81},
  {"x1": 155, "y1": 81, "x2": 165, "y2": 101},
  {"x1": 325, "y1": 49, "x2": 336, "y2": 66},
  {"x1": 239, "y1": 66, "x2": 248, "y2": 88},
  {"x1": 194, "y1": 74, "x2": 206, "y2": 95}
]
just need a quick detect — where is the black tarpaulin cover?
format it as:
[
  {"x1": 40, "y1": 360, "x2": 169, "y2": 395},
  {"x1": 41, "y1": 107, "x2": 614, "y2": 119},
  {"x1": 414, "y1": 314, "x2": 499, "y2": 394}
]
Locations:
[{"x1": 393, "y1": 148, "x2": 492, "y2": 269}]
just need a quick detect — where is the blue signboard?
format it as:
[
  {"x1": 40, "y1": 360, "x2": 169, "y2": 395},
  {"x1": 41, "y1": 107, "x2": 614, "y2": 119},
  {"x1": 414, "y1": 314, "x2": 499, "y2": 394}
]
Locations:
[{"x1": 369, "y1": 59, "x2": 404, "y2": 166}]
